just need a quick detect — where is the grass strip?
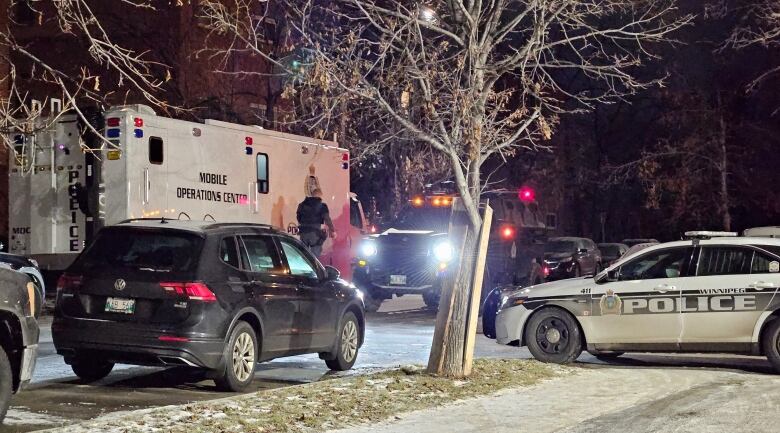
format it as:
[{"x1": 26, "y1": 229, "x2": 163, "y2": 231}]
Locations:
[{"x1": 54, "y1": 359, "x2": 570, "y2": 433}]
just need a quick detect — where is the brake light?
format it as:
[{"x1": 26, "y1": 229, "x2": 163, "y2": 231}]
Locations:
[
  {"x1": 57, "y1": 273, "x2": 83, "y2": 293},
  {"x1": 160, "y1": 282, "x2": 217, "y2": 302}
]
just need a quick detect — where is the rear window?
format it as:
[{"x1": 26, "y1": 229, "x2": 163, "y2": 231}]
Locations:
[{"x1": 75, "y1": 229, "x2": 203, "y2": 273}]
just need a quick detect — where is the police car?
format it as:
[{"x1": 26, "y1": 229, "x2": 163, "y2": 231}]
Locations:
[{"x1": 492, "y1": 232, "x2": 780, "y2": 371}]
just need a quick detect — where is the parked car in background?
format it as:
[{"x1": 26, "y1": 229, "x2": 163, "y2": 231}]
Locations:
[
  {"x1": 622, "y1": 238, "x2": 660, "y2": 247},
  {"x1": 0, "y1": 253, "x2": 45, "y2": 317},
  {"x1": 598, "y1": 243, "x2": 629, "y2": 267},
  {"x1": 53, "y1": 220, "x2": 365, "y2": 392},
  {"x1": 623, "y1": 242, "x2": 658, "y2": 260},
  {"x1": 743, "y1": 227, "x2": 780, "y2": 238},
  {"x1": 542, "y1": 237, "x2": 602, "y2": 281},
  {"x1": 0, "y1": 268, "x2": 39, "y2": 423}
]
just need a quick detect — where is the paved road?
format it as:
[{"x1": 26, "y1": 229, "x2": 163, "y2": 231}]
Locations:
[{"x1": 2, "y1": 295, "x2": 776, "y2": 432}]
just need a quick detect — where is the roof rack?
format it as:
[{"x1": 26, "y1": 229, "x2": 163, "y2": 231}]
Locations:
[
  {"x1": 118, "y1": 217, "x2": 171, "y2": 225},
  {"x1": 684, "y1": 231, "x2": 739, "y2": 240},
  {"x1": 203, "y1": 222, "x2": 275, "y2": 230}
]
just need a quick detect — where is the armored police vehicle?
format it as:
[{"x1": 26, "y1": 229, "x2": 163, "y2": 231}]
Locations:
[{"x1": 492, "y1": 231, "x2": 780, "y2": 371}]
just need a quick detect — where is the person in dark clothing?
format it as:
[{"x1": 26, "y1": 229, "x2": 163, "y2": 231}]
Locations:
[{"x1": 296, "y1": 189, "x2": 336, "y2": 258}]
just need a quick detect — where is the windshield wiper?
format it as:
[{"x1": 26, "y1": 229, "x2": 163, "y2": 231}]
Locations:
[{"x1": 138, "y1": 267, "x2": 171, "y2": 273}]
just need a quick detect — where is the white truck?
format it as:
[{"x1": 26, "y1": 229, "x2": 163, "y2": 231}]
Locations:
[{"x1": 8, "y1": 104, "x2": 367, "y2": 281}]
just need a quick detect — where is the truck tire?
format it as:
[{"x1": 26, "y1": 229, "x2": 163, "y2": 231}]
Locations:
[
  {"x1": 214, "y1": 321, "x2": 257, "y2": 392},
  {"x1": 422, "y1": 290, "x2": 440, "y2": 310},
  {"x1": 325, "y1": 312, "x2": 360, "y2": 371},
  {"x1": 0, "y1": 345, "x2": 12, "y2": 423},
  {"x1": 524, "y1": 307, "x2": 583, "y2": 364},
  {"x1": 71, "y1": 356, "x2": 114, "y2": 383},
  {"x1": 762, "y1": 318, "x2": 780, "y2": 373}
]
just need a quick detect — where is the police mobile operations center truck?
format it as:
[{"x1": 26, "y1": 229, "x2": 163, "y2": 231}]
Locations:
[
  {"x1": 8, "y1": 104, "x2": 367, "y2": 281},
  {"x1": 490, "y1": 231, "x2": 780, "y2": 371}
]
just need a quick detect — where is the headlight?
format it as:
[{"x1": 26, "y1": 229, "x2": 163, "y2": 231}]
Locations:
[
  {"x1": 360, "y1": 242, "x2": 378, "y2": 257},
  {"x1": 433, "y1": 241, "x2": 455, "y2": 262}
]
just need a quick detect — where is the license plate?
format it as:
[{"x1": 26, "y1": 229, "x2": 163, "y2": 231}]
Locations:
[
  {"x1": 390, "y1": 275, "x2": 407, "y2": 285},
  {"x1": 105, "y1": 297, "x2": 136, "y2": 314}
]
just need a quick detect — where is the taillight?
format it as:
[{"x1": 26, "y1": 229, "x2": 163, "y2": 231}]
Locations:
[
  {"x1": 160, "y1": 282, "x2": 217, "y2": 303},
  {"x1": 499, "y1": 225, "x2": 516, "y2": 240},
  {"x1": 57, "y1": 273, "x2": 83, "y2": 293},
  {"x1": 543, "y1": 267, "x2": 550, "y2": 277}
]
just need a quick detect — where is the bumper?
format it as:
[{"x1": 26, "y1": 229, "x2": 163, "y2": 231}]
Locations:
[
  {"x1": 544, "y1": 262, "x2": 576, "y2": 280},
  {"x1": 495, "y1": 304, "x2": 532, "y2": 346},
  {"x1": 52, "y1": 318, "x2": 226, "y2": 370},
  {"x1": 353, "y1": 265, "x2": 443, "y2": 294}
]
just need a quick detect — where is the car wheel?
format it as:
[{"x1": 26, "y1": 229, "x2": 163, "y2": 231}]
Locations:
[
  {"x1": 325, "y1": 312, "x2": 360, "y2": 371},
  {"x1": 215, "y1": 321, "x2": 258, "y2": 392},
  {"x1": 422, "y1": 290, "x2": 440, "y2": 310},
  {"x1": 762, "y1": 318, "x2": 780, "y2": 373},
  {"x1": 524, "y1": 308, "x2": 583, "y2": 364},
  {"x1": 70, "y1": 356, "x2": 114, "y2": 383},
  {"x1": 0, "y1": 345, "x2": 12, "y2": 423}
]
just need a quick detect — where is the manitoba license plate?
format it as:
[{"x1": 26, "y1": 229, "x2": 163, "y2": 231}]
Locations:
[
  {"x1": 390, "y1": 275, "x2": 407, "y2": 285},
  {"x1": 105, "y1": 297, "x2": 136, "y2": 314}
]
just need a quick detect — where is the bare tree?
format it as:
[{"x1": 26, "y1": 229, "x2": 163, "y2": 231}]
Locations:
[
  {"x1": 714, "y1": 0, "x2": 780, "y2": 92},
  {"x1": 267, "y1": 0, "x2": 687, "y2": 376},
  {"x1": 0, "y1": 0, "x2": 169, "y2": 153}
]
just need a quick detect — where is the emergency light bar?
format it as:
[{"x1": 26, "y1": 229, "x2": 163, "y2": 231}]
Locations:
[{"x1": 684, "y1": 231, "x2": 739, "y2": 240}]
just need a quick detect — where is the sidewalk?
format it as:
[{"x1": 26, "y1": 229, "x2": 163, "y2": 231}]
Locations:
[{"x1": 328, "y1": 367, "x2": 780, "y2": 433}]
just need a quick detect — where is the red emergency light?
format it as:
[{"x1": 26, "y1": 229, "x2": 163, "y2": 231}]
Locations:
[
  {"x1": 500, "y1": 225, "x2": 516, "y2": 240},
  {"x1": 518, "y1": 186, "x2": 536, "y2": 203},
  {"x1": 134, "y1": 117, "x2": 144, "y2": 128},
  {"x1": 106, "y1": 117, "x2": 121, "y2": 127},
  {"x1": 245, "y1": 136, "x2": 253, "y2": 146}
]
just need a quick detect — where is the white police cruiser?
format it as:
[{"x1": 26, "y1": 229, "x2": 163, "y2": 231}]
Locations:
[{"x1": 494, "y1": 232, "x2": 780, "y2": 371}]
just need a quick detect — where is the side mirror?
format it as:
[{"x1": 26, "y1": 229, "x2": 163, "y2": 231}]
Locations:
[
  {"x1": 578, "y1": 248, "x2": 588, "y2": 254},
  {"x1": 325, "y1": 265, "x2": 341, "y2": 281}
]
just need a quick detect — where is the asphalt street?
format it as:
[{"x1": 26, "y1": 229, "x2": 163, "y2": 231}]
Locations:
[{"x1": 2, "y1": 295, "x2": 777, "y2": 433}]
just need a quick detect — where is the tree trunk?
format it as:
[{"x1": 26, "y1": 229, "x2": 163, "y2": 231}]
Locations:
[
  {"x1": 717, "y1": 95, "x2": 731, "y2": 231},
  {"x1": 427, "y1": 211, "x2": 479, "y2": 378}
]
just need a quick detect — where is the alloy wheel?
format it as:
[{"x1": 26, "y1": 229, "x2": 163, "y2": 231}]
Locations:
[
  {"x1": 341, "y1": 320, "x2": 359, "y2": 363},
  {"x1": 232, "y1": 332, "x2": 256, "y2": 382}
]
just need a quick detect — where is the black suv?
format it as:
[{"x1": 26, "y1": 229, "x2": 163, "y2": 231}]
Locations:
[
  {"x1": 53, "y1": 220, "x2": 365, "y2": 392},
  {"x1": 0, "y1": 268, "x2": 39, "y2": 423},
  {"x1": 542, "y1": 237, "x2": 602, "y2": 281}
]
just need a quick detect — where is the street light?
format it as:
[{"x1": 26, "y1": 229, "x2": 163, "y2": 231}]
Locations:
[{"x1": 419, "y1": 6, "x2": 436, "y2": 22}]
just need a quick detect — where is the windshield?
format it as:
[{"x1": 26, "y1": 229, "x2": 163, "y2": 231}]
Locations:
[
  {"x1": 545, "y1": 240, "x2": 576, "y2": 253},
  {"x1": 75, "y1": 229, "x2": 204, "y2": 273},
  {"x1": 390, "y1": 206, "x2": 451, "y2": 232}
]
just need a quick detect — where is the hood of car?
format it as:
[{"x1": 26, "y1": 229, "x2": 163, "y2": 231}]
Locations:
[
  {"x1": 543, "y1": 252, "x2": 574, "y2": 261},
  {"x1": 508, "y1": 276, "x2": 593, "y2": 299}
]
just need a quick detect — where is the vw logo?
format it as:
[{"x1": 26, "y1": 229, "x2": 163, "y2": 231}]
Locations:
[{"x1": 114, "y1": 279, "x2": 127, "y2": 291}]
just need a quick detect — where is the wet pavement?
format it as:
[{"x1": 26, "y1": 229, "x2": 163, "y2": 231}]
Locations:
[{"x1": 2, "y1": 295, "x2": 776, "y2": 432}]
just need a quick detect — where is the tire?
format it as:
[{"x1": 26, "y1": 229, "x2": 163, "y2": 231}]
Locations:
[
  {"x1": 214, "y1": 321, "x2": 258, "y2": 392},
  {"x1": 70, "y1": 356, "x2": 114, "y2": 383},
  {"x1": 524, "y1": 307, "x2": 583, "y2": 364},
  {"x1": 422, "y1": 290, "x2": 440, "y2": 310},
  {"x1": 0, "y1": 345, "x2": 12, "y2": 423},
  {"x1": 70, "y1": 357, "x2": 114, "y2": 383},
  {"x1": 325, "y1": 312, "x2": 360, "y2": 371},
  {"x1": 362, "y1": 290, "x2": 383, "y2": 313},
  {"x1": 762, "y1": 318, "x2": 780, "y2": 373}
]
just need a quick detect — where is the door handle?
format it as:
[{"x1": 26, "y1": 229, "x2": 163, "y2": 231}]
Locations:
[
  {"x1": 749, "y1": 281, "x2": 776, "y2": 290},
  {"x1": 653, "y1": 284, "x2": 677, "y2": 292},
  {"x1": 143, "y1": 168, "x2": 149, "y2": 205}
]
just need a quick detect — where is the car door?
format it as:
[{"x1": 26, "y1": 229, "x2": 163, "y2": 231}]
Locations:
[
  {"x1": 586, "y1": 246, "x2": 694, "y2": 349},
  {"x1": 276, "y1": 237, "x2": 339, "y2": 351},
  {"x1": 238, "y1": 234, "x2": 297, "y2": 354},
  {"x1": 680, "y1": 245, "x2": 780, "y2": 347}
]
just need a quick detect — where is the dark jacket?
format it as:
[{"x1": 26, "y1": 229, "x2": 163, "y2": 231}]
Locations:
[{"x1": 297, "y1": 197, "x2": 334, "y2": 234}]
